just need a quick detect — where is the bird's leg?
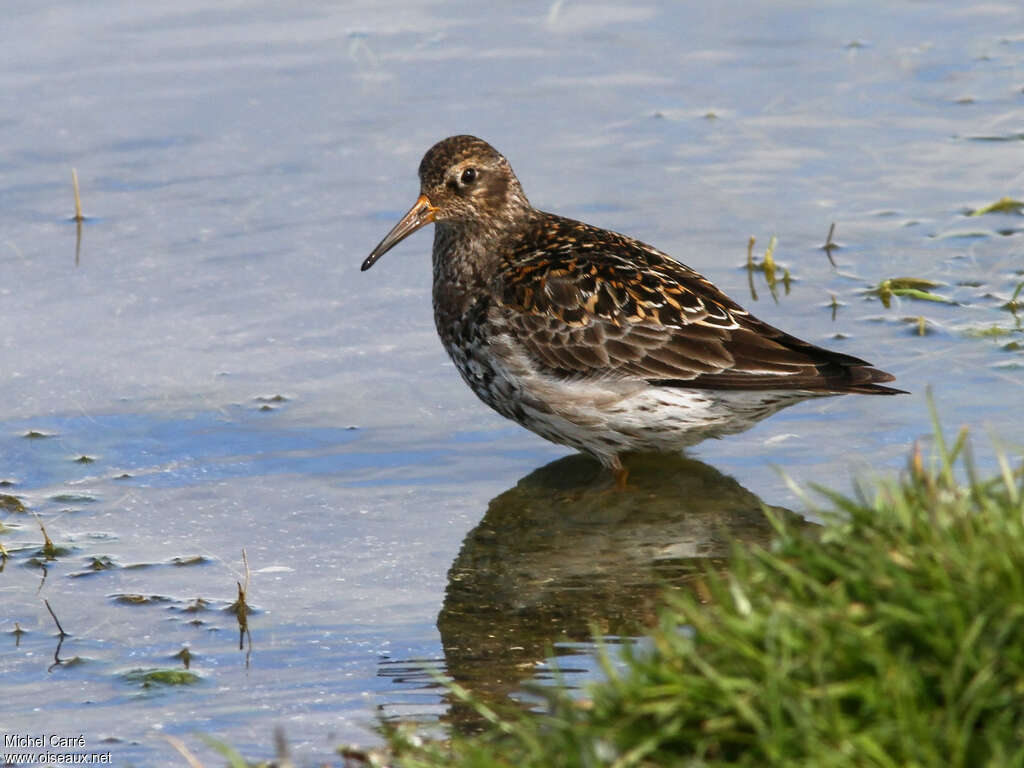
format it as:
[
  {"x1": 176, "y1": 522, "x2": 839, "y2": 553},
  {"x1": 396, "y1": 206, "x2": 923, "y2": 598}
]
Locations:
[{"x1": 611, "y1": 458, "x2": 629, "y2": 490}]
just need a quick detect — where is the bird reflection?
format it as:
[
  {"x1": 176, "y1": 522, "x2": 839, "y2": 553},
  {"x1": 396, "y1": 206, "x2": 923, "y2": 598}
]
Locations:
[{"x1": 379, "y1": 452, "x2": 807, "y2": 732}]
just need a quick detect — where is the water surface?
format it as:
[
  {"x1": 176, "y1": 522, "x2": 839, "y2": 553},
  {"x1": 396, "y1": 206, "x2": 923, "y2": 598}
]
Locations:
[{"x1": 2, "y1": 1, "x2": 1022, "y2": 764}]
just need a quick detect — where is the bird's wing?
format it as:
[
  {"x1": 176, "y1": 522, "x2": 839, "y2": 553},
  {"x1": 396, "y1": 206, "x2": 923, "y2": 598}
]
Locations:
[{"x1": 489, "y1": 218, "x2": 899, "y2": 393}]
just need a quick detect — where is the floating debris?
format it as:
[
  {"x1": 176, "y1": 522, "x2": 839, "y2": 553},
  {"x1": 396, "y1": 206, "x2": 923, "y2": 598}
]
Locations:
[
  {"x1": 1002, "y1": 281, "x2": 1024, "y2": 314},
  {"x1": 34, "y1": 514, "x2": 69, "y2": 559},
  {"x1": 821, "y1": 222, "x2": 839, "y2": 266},
  {"x1": 173, "y1": 647, "x2": 193, "y2": 670},
  {"x1": 121, "y1": 668, "x2": 201, "y2": 688},
  {"x1": 111, "y1": 593, "x2": 173, "y2": 605},
  {"x1": 868, "y1": 278, "x2": 954, "y2": 308},
  {"x1": 182, "y1": 597, "x2": 211, "y2": 614},
  {"x1": 901, "y1": 316, "x2": 933, "y2": 336},
  {"x1": 45, "y1": 599, "x2": 68, "y2": 638},
  {"x1": 827, "y1": 293, "x2": 841, "y2": 322},
  {"x1": 967, "y1": 197, "x2": 1024, "y2": 217},
  {"x1": 170, "y1": 555, "x2": 209, "y2": 567},
  {"x1": 254, "y1": 394, "x2": 289, "y2": 403},
  {"x1": 932, "y1": 229, "x2": 995, "y2": 240},
  {"x1": 966, "y1": 132, "x2": 1024, "y2": 142},
  {"x1": 744, "y1": 235, "x2": 788, "y2": 302},
  {"x1": 70, "y1": 556, "x2": 119, "y2": 578},
  {"x1": 0, "y1": 494, "x2": 26, "y2": 513},
  {"x1": 71, "y1": 168, "x2": 85, "y2": 223},
  {"x1": 50, "y1": 494, "x2": 96, "y2": 504}
]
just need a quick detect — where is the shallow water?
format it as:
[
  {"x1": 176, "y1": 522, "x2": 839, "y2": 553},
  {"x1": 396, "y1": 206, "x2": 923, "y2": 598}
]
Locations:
[{"x1": 2, "y1": 1, "x2": 1022, "y2": 764}]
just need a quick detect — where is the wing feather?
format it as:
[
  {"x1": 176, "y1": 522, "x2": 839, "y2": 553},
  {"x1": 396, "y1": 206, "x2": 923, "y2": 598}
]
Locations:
[{"x1": 488, "y1": 214, "x2": 902, "y2": 394}]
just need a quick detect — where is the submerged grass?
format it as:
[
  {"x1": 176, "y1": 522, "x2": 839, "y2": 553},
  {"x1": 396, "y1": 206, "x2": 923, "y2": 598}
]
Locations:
[
  {"x1": 867, "y1": 277, "x2": 954, "y2": 308},
  {"x1": 71, "y1": 168, "x2": 85, "y2": 222},
  {"x1": 385, "y1": 419, "x2": 1024, "y2": 768},
  {"x1": 967, "y1": 197, "x2": 1024, "y2": 216},
  {"x1": 745, "y1": 235, "x2": 790, "y2": 303},
  {"x1": 122, "y1": 667, "x2": 201, "y2": 687}
]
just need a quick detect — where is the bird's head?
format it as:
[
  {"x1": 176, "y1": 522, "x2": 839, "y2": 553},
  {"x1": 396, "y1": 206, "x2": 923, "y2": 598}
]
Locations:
[{"x1": 362, "y1": 135, "x2": 529, "y2": 271}]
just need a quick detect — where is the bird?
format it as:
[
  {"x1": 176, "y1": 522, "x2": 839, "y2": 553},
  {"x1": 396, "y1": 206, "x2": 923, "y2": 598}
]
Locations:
[{"x1": 362, "y1": 135, "x2": 905, "y2": 487}]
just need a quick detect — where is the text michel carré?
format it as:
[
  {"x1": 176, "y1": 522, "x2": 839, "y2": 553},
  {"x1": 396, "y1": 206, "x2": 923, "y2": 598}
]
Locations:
[{"x1": 5, "y1": 734, "x2": 86, "y2": 748}]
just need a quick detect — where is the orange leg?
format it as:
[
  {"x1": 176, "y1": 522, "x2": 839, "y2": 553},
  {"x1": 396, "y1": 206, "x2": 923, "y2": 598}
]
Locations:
[{"x1": 612, "y1": 464, "x2": 629, "y2": 490}]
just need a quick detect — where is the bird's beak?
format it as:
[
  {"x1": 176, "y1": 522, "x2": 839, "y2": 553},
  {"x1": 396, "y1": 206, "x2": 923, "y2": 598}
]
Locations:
[{"x1": 362, "y1": 193, "x2": 437, "y2": 271}]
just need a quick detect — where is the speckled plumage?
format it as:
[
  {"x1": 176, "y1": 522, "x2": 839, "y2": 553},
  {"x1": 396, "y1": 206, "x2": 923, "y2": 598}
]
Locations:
[{"x1": 364, "y1": 135, "x2": 904, "y2": 477}]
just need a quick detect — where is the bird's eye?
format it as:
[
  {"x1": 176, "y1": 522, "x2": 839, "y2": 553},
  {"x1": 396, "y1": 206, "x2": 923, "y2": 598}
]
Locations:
[{"x1": 460, "y1": 167, "x2": 478, "y2": 185}]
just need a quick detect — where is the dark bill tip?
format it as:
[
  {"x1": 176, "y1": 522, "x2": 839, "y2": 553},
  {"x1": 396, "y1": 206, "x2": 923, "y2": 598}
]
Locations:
[
  {"x1": 361, "y1": 194, "x2": 436, "y2": 271},
  {"x1": 360, "y1": 250, "x2": 384, "y2": 272}
]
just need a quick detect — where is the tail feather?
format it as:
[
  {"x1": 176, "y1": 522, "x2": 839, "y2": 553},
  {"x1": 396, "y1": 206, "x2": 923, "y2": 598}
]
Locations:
[{"x1": 649, "y1": 341, "x2": 907, "y2": 395}]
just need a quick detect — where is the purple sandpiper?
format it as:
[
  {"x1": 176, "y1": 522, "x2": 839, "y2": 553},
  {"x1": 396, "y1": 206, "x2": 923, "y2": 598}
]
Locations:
[{"x1": 363, "y1": 135, "x2": 904, "y2": 486}]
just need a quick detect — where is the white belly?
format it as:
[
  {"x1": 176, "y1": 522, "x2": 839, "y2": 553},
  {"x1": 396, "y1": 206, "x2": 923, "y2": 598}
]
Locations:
[{"x1": 447, "y1": 333, "x2": 810, "y2": 467}]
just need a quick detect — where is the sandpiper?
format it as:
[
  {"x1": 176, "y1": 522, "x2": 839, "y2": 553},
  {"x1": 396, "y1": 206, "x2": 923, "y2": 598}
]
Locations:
[{"x1": 363, "y1": 135, "x2": 904, "y2": 486}]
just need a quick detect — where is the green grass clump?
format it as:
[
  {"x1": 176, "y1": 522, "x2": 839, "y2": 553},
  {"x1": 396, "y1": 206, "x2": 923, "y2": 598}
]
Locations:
[
  {"x1": 388, "y1": 426, "x2": 1024, "y2": 767},
  {"x1": 122, "y1": 667, "x2": 201, "y2": 687}
]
